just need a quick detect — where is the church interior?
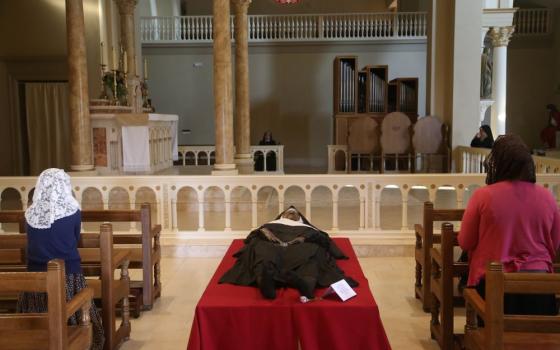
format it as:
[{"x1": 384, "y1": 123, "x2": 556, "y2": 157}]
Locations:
[{"x1": 1, "y1": 0, "x2": 560, "y2": 349}]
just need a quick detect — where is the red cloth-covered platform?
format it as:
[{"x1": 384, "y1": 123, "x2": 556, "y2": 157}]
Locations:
[{"x1": 187, "y1": 238, "x2": 391, "y2": 350}]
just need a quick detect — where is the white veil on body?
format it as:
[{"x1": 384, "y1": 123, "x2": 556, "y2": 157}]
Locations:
[{"x1": 25, "y1": 168, "x2": 80, "y2": 229}]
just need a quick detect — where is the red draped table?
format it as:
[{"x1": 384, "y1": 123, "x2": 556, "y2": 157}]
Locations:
[{"x1": 187, "y1": 238, "x2": 391, "y2": 350}]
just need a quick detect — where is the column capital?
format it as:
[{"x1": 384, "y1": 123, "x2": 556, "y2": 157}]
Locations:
[
  {"x1": 489, "y1": 26, "x2": 515, "y2": 47},
  {"x1": 115, "y1": 0, "x2": 137, "y2": 16}
]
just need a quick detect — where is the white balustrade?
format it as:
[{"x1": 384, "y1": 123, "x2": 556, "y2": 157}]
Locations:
[
  {"x1": 513, "y1": 8, "x2": 552, "y2": 36},
  {"x1": 140, "y1": 12, "x2": 428, "y2": 44},
  {"x1": 177, "y1": 145, "x2": 284, "y2": 174},
  {"x1": 3, "y1": 173, "x2": 560, "y2": 245}
]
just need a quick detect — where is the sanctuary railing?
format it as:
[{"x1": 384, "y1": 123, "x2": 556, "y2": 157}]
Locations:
[
  {"x1": 140, "y1": 12, "x2": 428, "y2": 44},
  {"x1": 2, "y1": 174, "x2": 559, "y2": 245}
]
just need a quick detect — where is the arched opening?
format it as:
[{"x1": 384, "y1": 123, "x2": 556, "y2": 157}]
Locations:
[
  {"x1": 204, "y1": 186, "x2": 225, "y2": 230},
  {"x1": 257, "y1": 186, "x2": 279, "y2": 224},
  {"x1": 177, "y1": 187, "x2": 198, "y2": 231},
  {"x1": 310, "y1": 186, "x2": 332, "y2": 231},
  {"x1": 231, "y1": 186, "x2": 252, "y2": 231},
  {"x1": 338, "y1": 186, "x2": 360, "y2": 230}
]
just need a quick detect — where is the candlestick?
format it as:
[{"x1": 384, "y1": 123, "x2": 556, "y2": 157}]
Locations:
[
  {"x1": 112, "y1": 47, "x2": 118, "y2": 71},
  {"x1": 100, "y1": 42, "x2": 104, "y2": 66},
  {"x1": 123, "y1": 51, "x2": 128, "y2": 74},
  {"x1": 144, "y1": 58, "x2": 148, "y2": 79}
]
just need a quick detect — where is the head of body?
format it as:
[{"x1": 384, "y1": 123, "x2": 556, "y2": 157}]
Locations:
[
  {"x1": 478, "y1": 125, "x2": 494, "y2": 142},
  {"x1": 25, "y1": 168, "x2": 80, "y2": 229},
  {"x1": 281, "y1": 208, "x2": 301, "y2": 222},
  {"x1": 484, "y1": 134, "x2": 536, "y2": 185}
]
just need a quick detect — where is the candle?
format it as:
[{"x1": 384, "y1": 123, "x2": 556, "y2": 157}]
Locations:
[
  {"x1": 100, "y1": 42, "x2": 104, "y2": 66},
  {"x1": 144, "y1": 58, "x2": 148, "y2": 79},
  {"x1": 123, "y1": 51, "x2": 128, "y2": 73},
  {"x1": 112, "y1": 47, "x2": 118, "y2": 71}
]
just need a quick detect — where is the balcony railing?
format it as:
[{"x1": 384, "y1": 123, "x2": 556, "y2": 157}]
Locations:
[
  {"x1": 513, "y1": 8, "x2": 553, "y2": 36},
  {"x1": 140, "y1": 12, "x2": 428, "y2": 44}
]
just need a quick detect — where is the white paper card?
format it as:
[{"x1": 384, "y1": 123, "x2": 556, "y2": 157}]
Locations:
[{"x1": 322, "y1": 279, "x2": 357, "y2": 302}]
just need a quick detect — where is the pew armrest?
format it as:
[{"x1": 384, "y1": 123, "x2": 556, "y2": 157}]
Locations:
[
  {"x1": 430, "y1": 248, "x2": 442, "y2": 267},
  {"x1": 151, "y1": 225, "x2": 162, "y2": 238},
  {"x1": 464, "y1": 288, "x2": 486, "y2": 321},
  {"x1": 112, "y1": 250, "x2": 131, "y2": 270},
  {"x1": 66, "y1": 287, "x2": 94, "y2": 319}
]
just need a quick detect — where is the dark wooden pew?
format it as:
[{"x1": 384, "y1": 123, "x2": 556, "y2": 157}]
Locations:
[
  {"x1": 81, "y1": 203, "x2": 162, "y2": 316},
  {"x1": 464, "y1": 262, "x2": 560, "y2": 350},
  {"x1": 0, "y1": 223, "x2": 131, "y2": 350},
  {"x1": 430, "y1": 222, "x2": 469, "y2": 350},
  {"x1": 0, "y1": 259, "x2": 93, "y2": 350},
  {"x1": 414, "y1": 201, "x2": 464, "y2": 312},
  {"x1": 0, "y1": 203, "x2": 162, "y2": 317}
]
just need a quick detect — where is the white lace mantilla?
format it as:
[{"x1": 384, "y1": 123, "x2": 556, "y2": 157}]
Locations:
[{"x1": 25, "y1": 168, "x2": 80, "y2": 229}]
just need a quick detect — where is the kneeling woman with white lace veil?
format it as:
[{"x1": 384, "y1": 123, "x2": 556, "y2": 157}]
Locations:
[
  {"x1": 220, "y1": 206, "x2": 358, "y2": 300},
  {"x1": 18, "y1": 168, "x2": 105, "y2": 350}
]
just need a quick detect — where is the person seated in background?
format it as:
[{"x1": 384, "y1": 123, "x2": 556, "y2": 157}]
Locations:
[
  {"x1": 219, "y1": 207, "x2": 357, "y2": 300},
  {"x1": 459, "y1": 135, "x2": 560, "y2": 315},
  {"x1": 19, "y1": 168, "x2": 105, "y2": 349},
  {"x1": 470, "y1": 125, "x2": 494, "y2": 149},
  {"x1": 254, "y1": 130, "x2": 278, "y2": 172},
  {"x1": 541, "y1": 112, "x2": 559, "y2": 149}
]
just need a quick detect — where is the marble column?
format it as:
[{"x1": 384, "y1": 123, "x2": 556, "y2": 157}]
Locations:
[
  {"x1": 489, "y1": 26, "x2": 514, "y2": 136},
  {"x1": 115, "y1": 0, "x2": 141, "y2": 111},
  {"x1": 66, "y1": 0, "x2": 94, "y2": 171},
  {"x1": 212, "y1": 0, "x2": 237, "y2": 175},
  {"x1": 233, "y1": 0, "x2": 252, "y2": 174}
]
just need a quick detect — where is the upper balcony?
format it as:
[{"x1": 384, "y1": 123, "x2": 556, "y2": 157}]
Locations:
[
  {"x1": 140, "y1": 8, "x2": 552, "y2": 46},
  {"x1": 140, "y1": 12, "x2": 428, "y2": 45}
]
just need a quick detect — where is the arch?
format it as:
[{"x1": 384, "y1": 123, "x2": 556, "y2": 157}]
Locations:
[
  {"x1": 204, "y1": 186, "x2": 225, "y2": 230},
  {"x1": 380, "y1": 186, "x2": 402, "y2": 230},
  {"x1": 464, "y1": 184, "x2": 482, "y2": 206},
  {"x1": 81, "y1": 187, "x2": 104, "y2": 210},
  {"x1": 257, "y1": 186, "x2": 279, "y2": 224},
  {"x1": 310, "y1": 186, "x2": 332, "y2": 231},
  {"x1": 1, "y1": 187, "x2": 22, "y2": 210},
  {"x1": 136, "y1": 186, "x2": 158, "y2": 226},
  {"x1": 265, "y1": 150, "x2": 277, "y2": 172},
  {"x1": 108, "y1": 187, "x2": 131, "y2": 231},
  {"x1": 434, "y1": 185, "x2": 457, "y2": 209},
  {"x1": 176, "y1": 186, "x2": 198, "y2": 231},
  {"x1": 231, "y1": 186, "x2": 252, "y2": 230},
  {"x1": 284, "y1": 186, "x2": 305, "y2": 212},
  {"x1": 209, "y1": 151, "x2": 216, "y2": 165},
  {"x1": 253, "y1": 151, "x2": 265, "y2": 172},
  {"x1": 407, "y1": 186, "x2": 429, "y2": 230},
  {"x1": 185, "y1": 151, "x2": 196, "y2": 166},
  {"x1": 338, "y1": 186, "x2": 360, "y2": 230},
  {"x1": 199, "y1": 152, "x2": 209, "y2": 166}
]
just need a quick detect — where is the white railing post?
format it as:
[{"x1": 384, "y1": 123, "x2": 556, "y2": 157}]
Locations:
[
  {"x1": 171, "y1": 198, "x2": 177, "y2": 230},
  {"x1": 332, "y1": 189, "x2": 339, "y2": 232},
  {"x1": 251, "y1": 191, "x2": 258, "y2": 230},
  {"x1": 401, "y1": 186, "x2": 409, "y2": 231},
  {"x1": 198, "y1": 191, "x2": 205, "y2": 232},
  {"x1": 224, "y1": 188, "x2": 231, "y2": 232}
]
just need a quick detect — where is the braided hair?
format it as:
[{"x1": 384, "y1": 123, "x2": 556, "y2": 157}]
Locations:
[{"x1": 484, "y1": 134, "x2": 536, "y2": 185}]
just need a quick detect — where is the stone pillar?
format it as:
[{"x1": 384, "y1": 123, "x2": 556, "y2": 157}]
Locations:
[
  {"x1": 66, "y1": 0, "x2": 94, "y2": 171},
  {"x1": 115, "y1": 0, "x2": 141, "y2": 111},
  {"x1": 233, "y1": 0, "x2": 252, "y2": 174},
  {"x1": 489, "y1": 26, "x2": 514, "y2": 136},
  {"x1": 212, "y1": 0, "x2": 238, "y2": 175}
]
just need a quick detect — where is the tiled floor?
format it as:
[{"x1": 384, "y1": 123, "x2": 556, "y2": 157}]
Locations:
[{"x1": 120, "y1": 255, "x2": 446, "y2": 350}]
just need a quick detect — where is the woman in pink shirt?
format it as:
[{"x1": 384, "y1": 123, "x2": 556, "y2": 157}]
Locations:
[{"x1": 459, "y1": 134, "x2": 560, "y2": 315}]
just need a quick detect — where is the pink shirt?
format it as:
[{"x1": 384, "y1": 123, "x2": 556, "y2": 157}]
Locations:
[{"x1": 459, "y1": 181, "x2": 560, "y2": 286}]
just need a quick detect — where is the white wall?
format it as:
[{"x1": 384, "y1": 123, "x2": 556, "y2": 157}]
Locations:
[{"x1": 144, "y1": 43, "x2": 427, "y2": 171}]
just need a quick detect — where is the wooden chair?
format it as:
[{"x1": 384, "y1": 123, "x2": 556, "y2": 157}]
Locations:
[
  {"x1": 414, "y1": 202, "x2": 464, "y2": 312},
  {"x1": 81, "y1": 203, "x2": 162, "y2": 316},
  {"x1": 464, "y1": 262, "x2": 560, "y2": 350},
  {"x1": 347, "y1": 117, "x2": 381, "y2": 172},
  {"x1": 380, "y1": 111, "x2": 413, "y2": 173},
  {"x1": 430, "y1": 222, "x2": 469, "y2": 350},
  {"x1": 0, "y1": 259, "x2": 93, "y2": 350},
  {"x1": 80, "y1": 223, "x2": 131, "y2": 350},
  {"x1": 411, "y1": 116, "x2": 451, "y2": 173}
]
